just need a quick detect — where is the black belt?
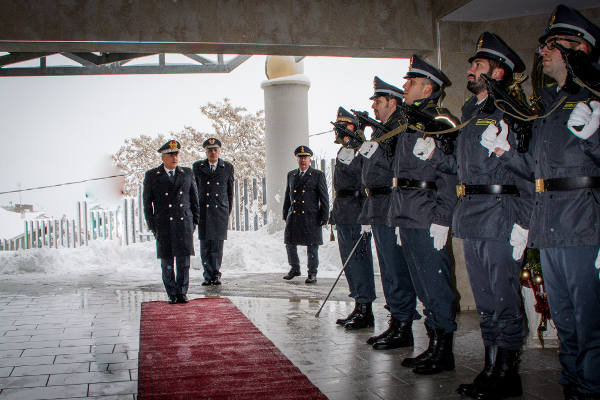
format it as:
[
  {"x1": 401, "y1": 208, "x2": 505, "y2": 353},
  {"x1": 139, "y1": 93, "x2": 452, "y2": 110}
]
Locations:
[
  {"x1": 365, "y1": 186, "x2": 392, "y2": 196},
  {"x1": 535, "y1": 176, "x2": 600, "y2": 192},
  {"x1": 456, "y1": 184, "x2": 519, "y2": 198},
  {"x1": 393, "y1": 177, "x2": 437, "y2": 190},
  {"x1": 335, "y1": 189, "x2": 361, "y2": 198}
]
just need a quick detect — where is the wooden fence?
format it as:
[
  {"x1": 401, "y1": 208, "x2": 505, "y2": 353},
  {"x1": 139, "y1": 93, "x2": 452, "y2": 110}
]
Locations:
[{"x1": 0, "y1": 159, "x2": 336, "y2": 251}]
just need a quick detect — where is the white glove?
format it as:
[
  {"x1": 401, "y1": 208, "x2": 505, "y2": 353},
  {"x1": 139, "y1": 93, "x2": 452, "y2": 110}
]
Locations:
[
  {"x1": 568, "y1": 101, "x2": 600, "y2": 140},
  {"x1": 509, "y1": 223, "x2": 529, "y2": 260},
  {"x1": 595, "y1": 249, "x2": 600, "y2": 270},
  {"x1": 429, "y1": 224, "x2": 449, "y2": 251},
  {"x1": 413, "y1": 137, "x2": 435, "y2": 160},
  {"x1": 480, "y1": 123, "x2": 498, "y2": 156},
  {"x1": 360, "y1": 225, "x2": 372, "y2": 234},
  {"x1": 337, "y1": 147, "x2": 355, "y2": 165},
  {"x1": 395, "y1": 227, "x2": 402, "y2": 246},
  {"x1": 358, "y1": 141, "x2": 379, "y2": 159},
  {"x1": 493, "y1": 120, "x2": 511, "y2": 153}
]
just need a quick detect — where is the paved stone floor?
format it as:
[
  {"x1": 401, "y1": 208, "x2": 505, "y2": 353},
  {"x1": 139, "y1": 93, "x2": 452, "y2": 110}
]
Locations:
[{"x1": 0, "y1": 273, "x2": 563, "y2": 399}]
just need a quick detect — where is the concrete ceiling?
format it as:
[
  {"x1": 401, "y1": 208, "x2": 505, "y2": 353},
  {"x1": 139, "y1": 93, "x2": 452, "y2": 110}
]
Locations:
[{"x1": 442, "y1": 0, "x2": 599, "y2": 21}]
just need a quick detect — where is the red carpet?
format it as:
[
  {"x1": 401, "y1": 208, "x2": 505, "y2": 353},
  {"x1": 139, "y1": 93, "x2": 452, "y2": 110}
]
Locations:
[{"x1": 138, "y1": 297, "x2": 328, "y2": 400}]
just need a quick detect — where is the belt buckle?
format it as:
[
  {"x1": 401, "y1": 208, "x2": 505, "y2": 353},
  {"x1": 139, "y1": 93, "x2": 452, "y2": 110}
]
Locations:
[
  {"x1": 392, "y1": 177, "x2": 397, "y2": 188},
  {"x1": 456, "y1": 184, "x2": 466, "y2": 198},
  {"x1": 365, "y1": 188, "x2": 371, "y2": 197},
  {"x1": 535, "y1": 178, "x2": 546, "y2": 193}
]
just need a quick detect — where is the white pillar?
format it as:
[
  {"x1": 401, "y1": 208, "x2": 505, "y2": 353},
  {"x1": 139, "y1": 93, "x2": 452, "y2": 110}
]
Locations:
[{"x1": 261, "y1": 56, "x2": 310, "y2": 233}]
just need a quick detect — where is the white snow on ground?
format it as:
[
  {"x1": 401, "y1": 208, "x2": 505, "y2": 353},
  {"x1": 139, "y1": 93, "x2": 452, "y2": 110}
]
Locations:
[
  {"x1": 0, "y1": 208, "x2": 45, "y2": 240},
  {"x1": 0, "y1": 227, "x2": 376, "y2": 282}
]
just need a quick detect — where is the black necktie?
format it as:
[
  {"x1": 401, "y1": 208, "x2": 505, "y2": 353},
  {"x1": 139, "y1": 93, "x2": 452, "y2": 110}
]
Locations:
[{"x1": 168, "y1": 170, "x2": 174, "y2": 182}]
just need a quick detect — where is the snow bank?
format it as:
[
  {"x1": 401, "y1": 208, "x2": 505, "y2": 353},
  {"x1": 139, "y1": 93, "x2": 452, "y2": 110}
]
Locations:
[{"x1": 0, "y1": 227, "x2": 373, "y2": 282}]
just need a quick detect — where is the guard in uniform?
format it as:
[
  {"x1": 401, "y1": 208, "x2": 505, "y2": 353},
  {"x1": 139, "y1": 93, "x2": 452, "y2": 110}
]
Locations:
[
  {"x1": 495, "y1": 7, "x2": 600, "y2": 398},
  {"x1": 358, "y1": 77, "x2": 420, "y2": 350},
  {"x1": 330, "y1": 107, "x2": 376, "y2": 329},
  {"x1": 143, "y1": 140, "x2": 200, "y2": 304},
  {"x1": 282, "y1": 145, "x2": 329, "y2": 284},
  {"x1": 416, "y1": 35, "x2": 532, "y2": 397},
  {"x1": 388, "y1": 55, "x2": 459, "y2": 375},
  {"x1": 192, "y1": 138, "x2": 234, "y2": 285}
]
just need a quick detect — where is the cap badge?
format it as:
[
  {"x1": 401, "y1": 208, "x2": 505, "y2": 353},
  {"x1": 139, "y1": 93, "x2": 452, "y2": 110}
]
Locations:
[
  {"x1": 168, "y1": 140, "x2": 178, "y2": 150},
  {"x1": 409, "y1": 56, "x2": 414, "y2": 69},
  {"x1": 301, "y1": 146, "x2": 305, "y2": 153},
  {"x1": 549, "y1": 9, "x2": 556, "y2": 26},
  {"x1": 477, "y1": 34, "x2": 484, "y2": 50},
  {"x1": 209, "y1": 138, "x2": 215, "y2": 144},
  {"x1": 373, "y1": 77, "x2": 377, "y2": 90}
]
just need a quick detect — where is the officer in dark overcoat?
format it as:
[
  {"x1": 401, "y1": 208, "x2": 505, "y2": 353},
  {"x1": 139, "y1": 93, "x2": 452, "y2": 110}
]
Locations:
[
  {"x1": 495, "y1": 6, "x2": 600, "y2": 398},
  {"x1": 418, "y1": 35, "x2": 532, "y2": 396},
  {"x1": 357, "y1": 77, "x2": 420, "y2": 350},
  {"x1": 330, "y1": 107, "x2": 375, "y2": 329},
  {"x1": 192, "y1": 137, "x2": 234, "y2": 286},
  {"x1": 143, "y1": 139, "x2": 200, "y2": 304},
  {"x1": 386, "y1": 55, "x2": 460, "y2": 375},
  {"x1": 282, "y1": 145, "x2": 329, "y2": 284}
]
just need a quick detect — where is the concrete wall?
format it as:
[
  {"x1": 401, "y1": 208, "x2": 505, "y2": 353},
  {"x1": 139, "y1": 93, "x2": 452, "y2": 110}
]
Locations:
[{"x1": 0, "y1": 0, "x2": 436, "y2": 57}]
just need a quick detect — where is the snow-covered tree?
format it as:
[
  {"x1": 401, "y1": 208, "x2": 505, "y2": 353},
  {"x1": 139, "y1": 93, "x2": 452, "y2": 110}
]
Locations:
[{"x1": 112, "y1": 99, "x2": 265, "y2": 198}]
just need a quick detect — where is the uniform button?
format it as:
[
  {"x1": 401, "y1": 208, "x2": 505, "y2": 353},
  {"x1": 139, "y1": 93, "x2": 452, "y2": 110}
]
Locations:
[
  {"x1": 168, "y1": 204, "x2": 172, "y2": 207},
  {"x1": 216, "y1": 194, "x2": 219, "y2": 197},
  {"x1": 181, "y1": 217, "x2": 184, "y2": 220},
  {"x1": 179, "y1": 191, "x2": 183, "y2": 195},
  {"x1": 180, "y1": 204, "x2": 183, "y2": 207},
  {"x1": 293, "y1": 211, "x2": 296, "y2": 214},
  {"x1": 293, "y1": 190, "x2": 297, "y2": 193},
  {"x1": 216, "y1": 182, "x2": 220, "y2": 185},
  {"x1": 293, "y1": 200, "x2": 296, "y2": 203},
  {"x1": 206, "y1": 204, "x2": 209, "y2": 208},
  {"x1": 169, "y1": 217, "x2": 173, "y2": 221},
  {"x1": 215, "y1": 205, "x2": 218, "y2": 208},
  {"x1": 165, "y1": 192, "x2": 169, "y2": 196},
  {"x1": 207, "y1": 193, "x2": 210, "y2": 196},
  {"x1": 302, "y1": 211, "x2": 305, "y2": 214},
  {"x1": 302, "y1": 200, "x2": 305, "y2": 203},
  {"x1": 207, "y1": 182, "x2": 210, "y2": 184},
  {"x1": 302, "y1": 190, "x2": 305, "y2": 193},
  {"x1": 550, "y1": 228, "x2": 554, "y2": 232}
]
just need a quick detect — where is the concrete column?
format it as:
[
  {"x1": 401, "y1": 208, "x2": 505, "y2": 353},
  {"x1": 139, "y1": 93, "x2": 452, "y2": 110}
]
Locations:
[{"x1": 261, "y1": 56, "x2": 310, "y2": 233}]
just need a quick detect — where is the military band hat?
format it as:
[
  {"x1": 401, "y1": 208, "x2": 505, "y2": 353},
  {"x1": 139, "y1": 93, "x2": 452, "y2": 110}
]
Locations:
[
  {"x1": 202, "y1": 137, "x2": 222, "y2": 149},
  {"x1": 294, "y1": 145, "x2": 313, "y2": 157},
  {"x1": 369, "y1": 76, "x2": 404, "y2": 100},
  {"x1": 335, "y1": 107, "x2": 358, "y2": 125},
  {"x1": 539, "y1": 4, "x2": 600, "y2": 48},
  {"x1": 404, "y1": 54, "x2": 451, "y2": 88},
  {"x1": 469, "y1": 32, "x2": 525, "y2": 73},
  {"x1": 157, "y1": 139, "x2": 181, "y2": 154}
]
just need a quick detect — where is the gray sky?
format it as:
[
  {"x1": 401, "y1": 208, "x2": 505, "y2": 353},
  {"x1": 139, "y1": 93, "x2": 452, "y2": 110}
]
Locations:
[{"x1": 0, "y1": 55, "x2": 409, "y2": 218}]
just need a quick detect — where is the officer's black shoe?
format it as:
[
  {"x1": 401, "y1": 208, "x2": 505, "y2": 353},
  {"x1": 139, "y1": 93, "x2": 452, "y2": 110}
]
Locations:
[
  {"x1": 168, "y1": 296, "x2": 178, "y2": 304},
  {"x1": 413, "y1": 329, "x2": 454, "y2": 375},
  {"x1": 367, "y1": 315, "x2": 394, "y2": 345},
  {"x1": 201, "y1": 280, "x2": 212, "y2": 286},
  {"x1": 372, "y1": 319, "x2": 414, "y2": 350},
  {"x1": 336, "y1": 301, "x2": 359, "y2": 326},
  {"x1": 176, "y1": 294, "x2": 188, "y2": 304},
  {"x1": 305, "y1": 275, "x2": 317, "y2": 284},
  {"x1": 457, "y1": 345, "x2": 498, "y2": 396},
  {"x1": 344, "y1": 302, "x2": 374, "y2": 330},
  {"x1": 402, "y1": 324, "x2": 435, "y2": 368},
  {"x1": 469, "y1": 347, "x2": 522, "y2": 400},
  {"x1": 283, "y1": 266, "x2": 301, "y2": 280},
  {"x1": 212, "y1": 278, "x2": 221, "y2": 285}
]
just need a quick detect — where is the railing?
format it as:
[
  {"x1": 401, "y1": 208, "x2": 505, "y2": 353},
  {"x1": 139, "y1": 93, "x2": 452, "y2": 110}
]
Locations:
[{"x1": 1, "y1": 159, "x2": 336, "y2": 251}]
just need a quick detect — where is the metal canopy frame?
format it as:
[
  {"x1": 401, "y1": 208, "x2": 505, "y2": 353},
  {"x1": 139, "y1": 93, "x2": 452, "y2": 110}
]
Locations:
[{"x1": 0, "y1": 52, "x2": 251, "y2": 76}]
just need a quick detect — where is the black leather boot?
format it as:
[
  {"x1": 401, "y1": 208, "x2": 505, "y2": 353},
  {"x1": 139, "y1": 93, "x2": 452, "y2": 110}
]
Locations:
[
  {"x1": 366, "y1": 317, "x2": 392, "y2": 345},
  {"x1": 344, "y1": 302, "x2": 374, "y2": 330},
  {"x1": 457, "y1": 345, "x2": 498, "y2": 397},
  {"x1": 283, "y1": 265, "x2": 300, "y2": 280},
  {"x1": 413, "y1": 329, "x2": 454, "y2": 374},
  {"x1": 336, "y1": 301, "x2": 359, "y2": 326},
  {"x1": 372, "y1": 319, "x2": 413, "y2": 350},
  {"x1": 401, "y1": 324, "x2": 434, "y2": 368},
  {"x1": 471, "y1": 347, "x2": 522, "y2": 400}
]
